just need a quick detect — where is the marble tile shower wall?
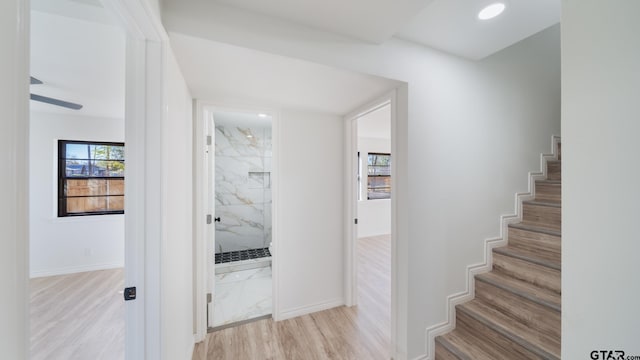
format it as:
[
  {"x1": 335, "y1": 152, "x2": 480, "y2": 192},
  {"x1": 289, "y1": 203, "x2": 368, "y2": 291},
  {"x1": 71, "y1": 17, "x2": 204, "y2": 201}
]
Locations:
[{"x1": 215, "y1": 124, "x2": 272, "y2": 254}]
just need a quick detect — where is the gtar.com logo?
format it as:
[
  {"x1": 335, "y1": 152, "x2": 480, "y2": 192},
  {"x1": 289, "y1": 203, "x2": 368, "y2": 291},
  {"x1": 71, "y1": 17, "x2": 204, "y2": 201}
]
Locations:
[{"x1": 590, "y1": 350, "x2": 625, "y2": 360}]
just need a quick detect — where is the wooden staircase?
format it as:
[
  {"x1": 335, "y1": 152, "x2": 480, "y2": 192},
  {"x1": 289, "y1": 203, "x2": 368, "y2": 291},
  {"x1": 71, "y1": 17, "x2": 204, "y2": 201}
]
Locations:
[{"x1": 435, "y1": 143, "x2": 561, "y2": 360}]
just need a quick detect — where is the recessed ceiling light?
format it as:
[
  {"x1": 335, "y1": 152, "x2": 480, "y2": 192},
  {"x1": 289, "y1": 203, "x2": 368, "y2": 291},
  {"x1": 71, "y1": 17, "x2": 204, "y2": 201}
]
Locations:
[
  {"x1": 478, "y1": 3, "x2": 506, "y2": 20},
  {"x1": 247, "y1": 135, "x2": 253, "y2": 138},
  {"x1": 258, "y1": 113, "x2": 268, "y2": 118}
]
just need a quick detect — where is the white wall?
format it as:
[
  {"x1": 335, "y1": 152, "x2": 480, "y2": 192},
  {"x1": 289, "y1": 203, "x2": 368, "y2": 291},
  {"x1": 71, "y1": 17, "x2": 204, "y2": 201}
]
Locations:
[
  {"x1": 0, "y1": 0, "x2": 29, "y2": 357},
  {"x1": 29, "y1": 112, "x2": 125, "y2": 277},
  {"x1": 164, "y1": 10, "x2": 561, "y2": 357},
  {"x1": 358, "y1": 137, "x2": 391, "y2": 238},
  {"x1": 277, "y1": 109, "x2": 345, "y2": 318},
  {"x1": 562, "y1": 1, "x2": 640, "y2": 357},
  {"x1": 161, "y1": 47, "x2": 194, "y2": 360}
]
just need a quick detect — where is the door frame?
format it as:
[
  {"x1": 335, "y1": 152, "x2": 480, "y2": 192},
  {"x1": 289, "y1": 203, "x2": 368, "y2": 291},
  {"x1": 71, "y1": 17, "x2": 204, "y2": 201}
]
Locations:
[
  {"x1": 344, "y1": 87, "x2": 408, "y2": 359},
  {"x1": 104, "y1": 1, "x2": 169, "y2": 358},
  {"x1": 193, "y1": 100, "x2": 280, "y2": 337},
  {"x1": 10, "y1": 0, "x2": 171, "y2": 357}
]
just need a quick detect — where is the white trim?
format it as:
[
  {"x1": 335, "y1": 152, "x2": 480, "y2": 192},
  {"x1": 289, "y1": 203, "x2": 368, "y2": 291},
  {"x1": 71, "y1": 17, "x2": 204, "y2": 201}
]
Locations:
[
  {"x1": 102, "y1": 1, "x2": 170, "y2": 358},
  {"x1": 30, "y1": 264, "x2": 125, "y2": 278},
  {"x1": 185, "y1": 339, "x2": 195, "y2": 360},
  {"x1": 344, "y1": 89, "x2": 404, "y2": 360},
  {"x1": 192, "y1": 100, "x2": 208, "y2": 342},
  {"x1": 411, "y1": 355, "x2": 428, "y2": 360},
  {"x1": 277, "y1": 298, "x2": 345, "y2": 321},
  {"x1": 422, "y1": 134, "x2": 561, "y2": 360},
  {"x1": 2, "y1": 0, "x2": 30, "y2": 357}
]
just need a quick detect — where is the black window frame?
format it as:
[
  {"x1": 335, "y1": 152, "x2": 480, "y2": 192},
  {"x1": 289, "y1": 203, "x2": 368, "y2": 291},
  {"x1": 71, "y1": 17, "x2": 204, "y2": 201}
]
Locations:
[
  {"x1": 58, "y1": 140, "x2": 125, "y2": 217},
  {"x1": 367, "y1": 152, "x2": 391, "y2": 200}
]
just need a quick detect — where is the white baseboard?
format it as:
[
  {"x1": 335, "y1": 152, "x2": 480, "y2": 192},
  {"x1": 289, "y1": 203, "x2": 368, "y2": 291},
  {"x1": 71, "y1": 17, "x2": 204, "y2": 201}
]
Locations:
[
  {"x1": 422, "y1": 135, "x2": 561, "y2": 360},
  {"x1": 186, "y1": 338, "x2": 195, "y2": 360},
  {"x1": 30, "y1": 262, "x2": 124, "y2": 278},
  {"x1": 277, "y1": 297, "x2": 344, "y2": 321}
]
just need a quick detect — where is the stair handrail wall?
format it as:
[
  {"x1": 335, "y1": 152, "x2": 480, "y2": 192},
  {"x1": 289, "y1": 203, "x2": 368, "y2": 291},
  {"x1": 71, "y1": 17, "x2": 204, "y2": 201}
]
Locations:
[{"x1": 421, "y1": 134, "x2": 561, "y2": 360}]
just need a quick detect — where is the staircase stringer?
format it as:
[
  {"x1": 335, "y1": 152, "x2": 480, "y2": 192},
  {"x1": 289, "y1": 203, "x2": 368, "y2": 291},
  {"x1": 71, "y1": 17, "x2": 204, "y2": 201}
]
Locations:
[{"x1": 423, "y1": 134, "x2": 561, "y2": 360}]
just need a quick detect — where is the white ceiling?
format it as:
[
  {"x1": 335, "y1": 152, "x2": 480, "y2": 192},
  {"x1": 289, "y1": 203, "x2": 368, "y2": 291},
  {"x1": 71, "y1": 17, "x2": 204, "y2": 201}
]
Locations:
[
  {"x1": 162, "y1": 0, "x2": 560, "y2": 60},
  {"x1": 165, "y1": 0, "x2": 433, "y2": 44},
  {"x1": 169, "y1": 33, "x2": 400, "y2": 115},
  {"x1": 30, "y1": 1, "x2": 125, "y2": 118},
  {"x1": 396, "y1": 0, "x2": 561, "y2": 59},
  {"x1": 358, "y1": 105, "x2": 391, "y2": 140}
]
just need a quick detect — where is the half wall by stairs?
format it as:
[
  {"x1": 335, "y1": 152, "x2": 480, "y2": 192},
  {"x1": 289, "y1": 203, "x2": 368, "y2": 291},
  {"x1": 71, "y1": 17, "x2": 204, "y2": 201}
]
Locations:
[{"x1": 435, "y1": 141, "x2": 561, "y2": 359}]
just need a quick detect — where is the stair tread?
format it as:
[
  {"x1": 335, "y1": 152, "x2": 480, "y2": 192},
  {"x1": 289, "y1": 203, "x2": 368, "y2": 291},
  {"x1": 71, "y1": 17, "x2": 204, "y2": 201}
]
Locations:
[
  {"x1": 509, "y1": 223, "x2": 561, "y2": 237},
  {"x1": 458, "y1": 300, "x2": 560, "y2": 359},
  {"x1": 437, "y1": 328, "x2": 512, "y2": 360},
  {"x1": 476, "y1": 271, "x2": 561, "y2": 312},
  {"x1": 494, "y1": 246, "x2": 561, "y2": 270},
  {"x1": 522, "y1": 200, "x2": 561, "y2": 208},
  {"x1": 535, "y1": 179, "x2": 561, "y2": 185}
]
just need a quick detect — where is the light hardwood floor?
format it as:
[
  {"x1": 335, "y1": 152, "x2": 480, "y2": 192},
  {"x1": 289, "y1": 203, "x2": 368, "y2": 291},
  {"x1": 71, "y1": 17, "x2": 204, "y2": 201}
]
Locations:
[
  {"x1": 193, "y1": 234, "x2": 391, "y2": 360},
  {"x1": 30, "y1": 268, "x2": 125, "y2": 360}
]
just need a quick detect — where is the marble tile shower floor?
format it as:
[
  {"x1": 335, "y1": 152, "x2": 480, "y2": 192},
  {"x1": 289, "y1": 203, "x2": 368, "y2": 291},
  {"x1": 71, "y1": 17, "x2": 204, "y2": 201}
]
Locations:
[{"x1": 212, "y1": 266, "x2": 272, "y2": 328}]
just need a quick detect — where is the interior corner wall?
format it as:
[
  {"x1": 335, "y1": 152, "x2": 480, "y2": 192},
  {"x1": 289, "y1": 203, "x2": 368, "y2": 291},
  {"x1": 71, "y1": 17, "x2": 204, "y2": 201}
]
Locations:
[
  {"x1": 29, "y1": 112, "x2": 125, "y2": 277},
  {"x1": 277, "y1": 109, "x2": 345, "y2": 318},
  {"x1": 161, "y1": 46, "x2": 194, "y2": 360},
  {"x1": 358, "y1": 137, "x2": 391, "y2": 238},
  {"x1": 562, "y1": 1, "x2": 640, "y2": 357},
  {"x1": 163, "y1": 11, "x2": 561, "y2": 357}
]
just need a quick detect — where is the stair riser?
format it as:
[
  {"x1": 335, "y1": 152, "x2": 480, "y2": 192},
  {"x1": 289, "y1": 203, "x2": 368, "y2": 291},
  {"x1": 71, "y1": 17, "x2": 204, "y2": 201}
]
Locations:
[
  {"x1": 557, "y1": 143, "x2": 561, "y2": 161},
  {"x1": 456, "y1": 309, "x2": 542, "y2": 360},
  {"x1": 475, "y1": 280, "x2": 561, "y2": 340},
  {"x1": 493, "y1": 253, "x2": 561, "y2": 293},
  {"x1": 547, "y1": 161, "x2": 561, "y2": 180},
  {"x1": 523, "y1": 203, "x2": 561, "y2": 231},
  {"x1": 535, "y1": 183, "x2": 561, "y2": 204},
  {"x1": 435, "y1": 342, "x2": 463, "y2": 360},
  {"x1": 509, "y1": 227, "x2": 561, "y2": 255}
]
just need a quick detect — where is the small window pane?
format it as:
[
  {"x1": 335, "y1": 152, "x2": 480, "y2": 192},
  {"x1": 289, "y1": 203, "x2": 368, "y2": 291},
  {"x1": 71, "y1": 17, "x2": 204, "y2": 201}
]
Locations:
[
  {"x1": 107, "y1": 196, "x2": 125, "y2": 211},
  {"x1": 95, "y1": 160, "x2": 125, "y2": 177},
  {"x1": 107, "y1": 179, "x2": 125, "y2": 196},
  {"x1": 65, "y1": 143, "x2": 91, "y2": 160},
  {"x1": 66, "y1": 179, "x2": 106, "y2": 197},
  {"x1": 367, "y1": 176, "x2": 391, "y2": 200},
  {"x1": 65, "y1": 160, "x2": 90, "y2": 177}
]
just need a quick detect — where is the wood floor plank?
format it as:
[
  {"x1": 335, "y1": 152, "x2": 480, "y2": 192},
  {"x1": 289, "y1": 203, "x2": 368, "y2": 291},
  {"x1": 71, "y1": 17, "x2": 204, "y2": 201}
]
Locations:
[
  {"x1": 30, "y1": 268, "x2": 125, "y2": 360},
  {"x1": 195, "y1": 235, "x2": 391, "y2": 360}
]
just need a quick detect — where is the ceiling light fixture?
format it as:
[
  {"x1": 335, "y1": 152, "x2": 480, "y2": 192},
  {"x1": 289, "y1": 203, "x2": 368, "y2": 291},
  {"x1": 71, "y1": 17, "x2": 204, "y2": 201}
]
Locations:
[
  {"x1": 258, "y1": 113, "x2": 268, "y2": 118},
  {"x1": 478, "y1": 3, "x2": 506, "y2": 20}
]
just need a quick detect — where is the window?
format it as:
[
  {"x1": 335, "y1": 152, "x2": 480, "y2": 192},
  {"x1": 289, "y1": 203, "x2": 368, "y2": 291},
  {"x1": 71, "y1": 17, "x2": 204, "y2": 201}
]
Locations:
[
  {"x1": 367, "y1": 153, "x2": 391, "y2": 200},
  {"x1": 58, "y1": 140, "x2": 125, "y2": 217}
]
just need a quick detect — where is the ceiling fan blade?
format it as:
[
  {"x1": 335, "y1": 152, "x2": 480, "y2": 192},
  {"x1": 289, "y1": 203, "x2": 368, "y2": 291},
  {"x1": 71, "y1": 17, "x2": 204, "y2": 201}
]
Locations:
[
  {"x1": 30, "y1": 76, "x2": 43, "y2": 85},
  {"x1": 30, "y1": 93, "x2": 83, "y2": 110}
]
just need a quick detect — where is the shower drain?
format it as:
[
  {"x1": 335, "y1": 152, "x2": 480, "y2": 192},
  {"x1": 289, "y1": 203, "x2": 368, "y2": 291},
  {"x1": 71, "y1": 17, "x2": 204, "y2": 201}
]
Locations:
[{"x1": 214, "y1": 248, "x2": 271, "y2": 264}]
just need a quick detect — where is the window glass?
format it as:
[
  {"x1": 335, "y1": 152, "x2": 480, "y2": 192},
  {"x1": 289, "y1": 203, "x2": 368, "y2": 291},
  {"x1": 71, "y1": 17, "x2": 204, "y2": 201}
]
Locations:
[{"x1": 58, "y1": 140, "x2": 125, "y2": 217}]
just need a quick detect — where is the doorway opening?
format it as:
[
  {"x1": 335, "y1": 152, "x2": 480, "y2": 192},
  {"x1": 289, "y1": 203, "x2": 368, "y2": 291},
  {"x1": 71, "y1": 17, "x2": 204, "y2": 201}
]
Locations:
[
  {"x1": 28, "y1": 1, "x2": 126, "y2": 358},
  {"x1": 194, "y1": 104, "x2": 276, "y2": 333},
  {"x1": 209, "y1": 109, "x2": 274, "y2": 330},
  {"x1": 345, "y1": 94, "x2": 397, "y2": 358}
]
